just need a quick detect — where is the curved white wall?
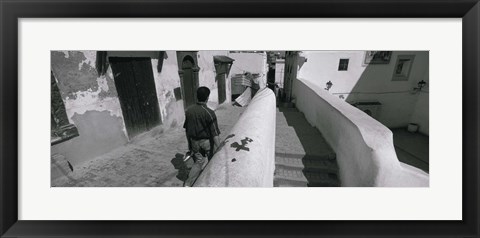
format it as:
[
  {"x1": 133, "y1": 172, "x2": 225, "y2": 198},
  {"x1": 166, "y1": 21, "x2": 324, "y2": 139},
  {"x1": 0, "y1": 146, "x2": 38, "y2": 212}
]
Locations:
[
  {"x1": 409, "y1": 70, "x2": 430, "y2": 135},
  {"x1": 297, "y1": 51, "x2": 429, "y2": 130},
  {"x1": 194, "y1": 88, "x2": 276, "y2": 187},
  {"x1": 293, "y1": 78, "x2": 428, "y2": 187}
]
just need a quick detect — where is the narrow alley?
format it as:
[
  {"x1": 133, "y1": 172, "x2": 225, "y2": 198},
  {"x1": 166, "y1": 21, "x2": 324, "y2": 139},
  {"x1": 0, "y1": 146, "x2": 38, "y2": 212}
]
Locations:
[
  {"x1": 50, "y1": 50, "x2": 429, "y2": 188},
  {"x1": 52, "y1": 104, "x2": 246, "y2": 187},
  {"x1": 274, "y1": 105, "x2": 340, "y2": 187}
]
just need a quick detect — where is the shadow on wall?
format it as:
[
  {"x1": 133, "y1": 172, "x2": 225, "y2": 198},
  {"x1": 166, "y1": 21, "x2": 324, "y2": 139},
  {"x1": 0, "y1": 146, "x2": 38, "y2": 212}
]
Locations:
[
  {"x1": 276, "y1": 107, "x2": 340, "y2": 187},
  {"x1": 292, "y1": 78, "x2": 429, "y2": 186},
  {"x1": 337, "y1": 52, "x2": 429, "y2": 133},
  {"x1": 334, "y1": 51, "x2": 430, "y2": 181}
]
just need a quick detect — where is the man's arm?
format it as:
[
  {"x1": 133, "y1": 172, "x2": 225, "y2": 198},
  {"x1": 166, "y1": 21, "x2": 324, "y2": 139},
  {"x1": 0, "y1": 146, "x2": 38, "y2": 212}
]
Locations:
[
  {"x1": 209, "y1": 112, "x2": 221, "y2": 154},
  {"x1": 186, "y1": 133, "x2": 192, "y2": 151},
  {"x1": 183, "y1": 119, "x2": 192, "y2": 151},
  {"x1": 212, "y1": 135, "x2": 221, "y2": 153}
]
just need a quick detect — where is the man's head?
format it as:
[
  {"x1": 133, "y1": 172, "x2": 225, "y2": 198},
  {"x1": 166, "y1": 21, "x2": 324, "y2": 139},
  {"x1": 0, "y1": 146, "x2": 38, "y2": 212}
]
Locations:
[{"x1": 196, "y1": 86, "x2": 210, "y2": 103}]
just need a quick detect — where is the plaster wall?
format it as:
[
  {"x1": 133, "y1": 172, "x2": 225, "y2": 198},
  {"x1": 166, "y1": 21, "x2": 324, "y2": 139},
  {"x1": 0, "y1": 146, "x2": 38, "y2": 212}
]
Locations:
[
  {"x1": 108, "y1": 51, "x2": 236, "y2": 127},
  {"x1": 108, "y1": 51, "x2": 188, "y2": 129},
  {"x1": 150, "y1": 51, "x2": 184, "y2": 129},
  {"x1": 409, "y1": 70, "x2": 430, "y2": 135},
  {"x1": 194, "y1": 88, "x2": 276, "y2": 187},
  {"x1": 293, "y1": 78, "x2": 429, "y2": 186},
  {"x1": 51, "y1": 51, "x2": 271, "y2": 170},
  {"x1": 51, "y1": 51, "x2": 128, "y2": 167},
  {"x1": 196, "y1": 51, "x2": 231, "y2": 109},
  {"x1": 275, "y1": 59, "x2": 285, "y2": 86},
  {"x1": 297, "y1": 51, "x2": 429, "y2": 129},
  {"x1": 228, "y1": 52, "x2": 268, "y2": 89}
]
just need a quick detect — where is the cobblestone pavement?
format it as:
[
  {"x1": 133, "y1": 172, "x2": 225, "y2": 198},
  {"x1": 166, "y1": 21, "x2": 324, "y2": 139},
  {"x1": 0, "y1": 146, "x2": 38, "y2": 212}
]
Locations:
[{"x1": 52, "y1": 104, "x2": 246, "y2": 187}]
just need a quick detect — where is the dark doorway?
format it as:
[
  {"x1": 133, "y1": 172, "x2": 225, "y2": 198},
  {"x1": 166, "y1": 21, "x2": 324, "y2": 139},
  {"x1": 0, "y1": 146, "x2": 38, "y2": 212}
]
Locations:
[
  {"x1": 109, "y1": 57, "x2": 161, "y2": 138},
  {"x1": 267, "y1": 67, "x2": 276, "y2": 92},
  {"x1": 216, "y1": 73, "x2": 226, "y2": 104},
  {"x1": 213, "y1": 55, "x2": 234, "y2": 105},
  {"x1": 181, "y1": 56, "x2": 197, "y2": 108}
]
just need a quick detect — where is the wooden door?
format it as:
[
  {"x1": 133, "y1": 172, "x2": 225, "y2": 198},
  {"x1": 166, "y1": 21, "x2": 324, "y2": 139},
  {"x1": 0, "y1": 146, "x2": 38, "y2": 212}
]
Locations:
[
  {"x1": 131, "y1": 58, "x2": 161, "y2": 129},
  {"x1": 110, "y1": 57, "x2": 161, "y2": 138}
]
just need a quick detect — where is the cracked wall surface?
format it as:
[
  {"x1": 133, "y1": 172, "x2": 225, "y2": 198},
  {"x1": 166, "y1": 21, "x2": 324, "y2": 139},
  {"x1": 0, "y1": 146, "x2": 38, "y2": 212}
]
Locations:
[
  {"x1": 51, "y1": 50, "x2": 251, "y2": 174},
  {"x1": 51, "y1": 51, "x2": 128, "y2": 169}
]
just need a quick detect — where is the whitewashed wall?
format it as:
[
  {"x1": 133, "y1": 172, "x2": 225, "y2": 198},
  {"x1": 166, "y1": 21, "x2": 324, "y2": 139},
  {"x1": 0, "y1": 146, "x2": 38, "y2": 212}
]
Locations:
[
  {"x1": 297, "y1": 51, "x2": 429, "y2": 132},
  {"x1": 228, "y1": 52, "x2": 268, "y2": 89},
  {"x1": 293, "y1": 78, "x2": 429, "y2": 187},
  {"x1": 197, "y1": 50, "x2": 230, "y2": 109},
  {"x1": 51, "y1": 51, "x2": 128, "y2": 168}
]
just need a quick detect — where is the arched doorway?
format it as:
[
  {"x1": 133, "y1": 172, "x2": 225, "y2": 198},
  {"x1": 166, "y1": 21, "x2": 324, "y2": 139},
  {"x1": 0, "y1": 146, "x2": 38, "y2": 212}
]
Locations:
[
  {"x1": 182, "y1": 56, "x2": 196, "y2": 108},
  {"x1": 177, "y1": 52, "x2": 200, "y2": 109}
]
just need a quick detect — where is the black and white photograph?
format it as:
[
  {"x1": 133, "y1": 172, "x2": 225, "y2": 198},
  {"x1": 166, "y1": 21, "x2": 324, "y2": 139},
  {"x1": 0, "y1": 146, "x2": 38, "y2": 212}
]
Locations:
[
  {"x1": 51, "y1": 50, "x2": 429, "y2": 187},
  {"x1": 3, "y1": 0, "x2": 479, "y2": 235}
]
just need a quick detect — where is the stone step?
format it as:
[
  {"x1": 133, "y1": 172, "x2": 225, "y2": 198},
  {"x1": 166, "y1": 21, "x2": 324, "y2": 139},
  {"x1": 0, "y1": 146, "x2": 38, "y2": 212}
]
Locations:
[
  {"x1": 275, "y1": 155, "x2": 338, "y2": 173},
  {"x1": 276, "y1": 111, "x2": 309, "y2": 125},
  {"x1": 275, "y1": 105, "x2": 340, "y2": 187},
  {"x1": 277, "y1": 102, "x2": 296, "y2": 108},
  {"x1": 276, "y1": 110, "x2": 303, "y2": 114},
  {"x1": 274, "y1": 177, "x2": 340, "y2": 187},
  {"x1": 276, "y1": 106, "x2": 299, "y2": 113},
  {"x1": 276, "y1": 114, "x2": 320, "y2": 134},
  {"x1": 275, "y1": 125, "x2": 325, "y2": 141},
  {"x1": 274, "y1": 178, "x2": 308, "y2": 187},
  {"x1": 275, "y1": 133, "x2": 335, "y2": 159},
  {"x1": 274, "y1": 167, "x2": 340, "y2": 187},
  {"x1": 276, "y1": 151, "x2": 336, "y2": 161},
  {"x1": 276, "y1": 124, "x2": 323, "y2": 137},
  {"x1": 276, "y1": 121, "x2": 319, "y2": 133},
  {"x1": 276, "y1": 110, "x2": 302, "y2": 115}
]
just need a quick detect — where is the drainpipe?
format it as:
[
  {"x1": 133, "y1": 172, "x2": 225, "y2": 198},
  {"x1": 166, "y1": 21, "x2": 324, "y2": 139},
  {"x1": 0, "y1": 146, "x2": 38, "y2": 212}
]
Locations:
[{"x1": 194, "y1": 88, "x2": 276, "y2": 187}]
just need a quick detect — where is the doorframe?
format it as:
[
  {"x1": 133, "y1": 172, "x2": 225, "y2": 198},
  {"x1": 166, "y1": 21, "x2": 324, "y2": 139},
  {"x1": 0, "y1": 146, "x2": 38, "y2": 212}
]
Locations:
[
  {"x1": 109, "y1": 56, "x2": 161, "y2": 139},
  {"x1": 176, "y1": 51, "x2": 200, "y2": 109},
  {"x1": 283, "y1": 51, "x2": 299, "y2": 103},
  {"x1": 213, "y1": 55, "x2": 234, "y2": 105},
  {"x1": 215, "y1": 73, "x2": 226, "y2": 104}
]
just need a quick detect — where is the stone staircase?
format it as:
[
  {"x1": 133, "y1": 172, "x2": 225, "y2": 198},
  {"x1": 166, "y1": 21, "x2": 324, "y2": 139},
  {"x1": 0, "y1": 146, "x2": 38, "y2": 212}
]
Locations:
[{"x1": 275, "y1": 106, "x2": 340, "y2": 187}]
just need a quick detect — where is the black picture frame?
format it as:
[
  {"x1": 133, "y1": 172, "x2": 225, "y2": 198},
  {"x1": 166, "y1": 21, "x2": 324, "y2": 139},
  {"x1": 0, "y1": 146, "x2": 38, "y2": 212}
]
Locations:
[{"x1": 1, "y1": 0, "x2": 479, "y2": 237}]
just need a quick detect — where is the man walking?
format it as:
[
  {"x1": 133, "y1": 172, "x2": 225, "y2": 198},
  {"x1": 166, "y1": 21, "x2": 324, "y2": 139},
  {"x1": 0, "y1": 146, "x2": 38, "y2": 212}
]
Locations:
[{"x1": 183, "y1": 86, "x2": 221, "y2": 187}]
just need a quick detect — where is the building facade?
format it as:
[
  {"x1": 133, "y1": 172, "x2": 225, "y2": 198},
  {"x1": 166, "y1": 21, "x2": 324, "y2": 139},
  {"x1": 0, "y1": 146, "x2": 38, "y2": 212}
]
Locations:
[
  {"x1": 51, "y1": 50, "x2": 267, "y2": 176},
  {"x1": 287, "y1": 51, "x2": 429, "y2": 135}
]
